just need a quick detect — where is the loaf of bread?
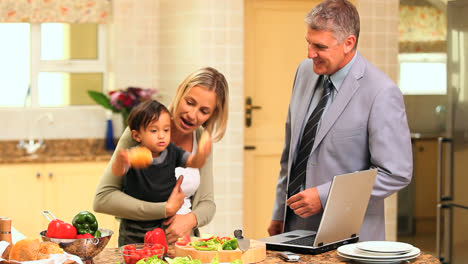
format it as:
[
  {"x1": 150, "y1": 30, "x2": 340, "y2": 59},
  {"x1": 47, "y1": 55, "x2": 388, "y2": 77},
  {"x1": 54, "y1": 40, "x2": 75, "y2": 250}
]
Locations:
[
  {"x1": 9, "y1": 238, "x2": 63, "y2": 262},
  {"x1": 128, "y1": 146, "x2": 153, "y2": 168}
]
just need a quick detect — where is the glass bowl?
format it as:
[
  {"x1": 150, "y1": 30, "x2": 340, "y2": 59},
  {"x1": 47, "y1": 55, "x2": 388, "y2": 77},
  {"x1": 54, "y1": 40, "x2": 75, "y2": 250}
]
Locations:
[{"x1": 119, "y1": 243, "x2": 164, "y2": 264}]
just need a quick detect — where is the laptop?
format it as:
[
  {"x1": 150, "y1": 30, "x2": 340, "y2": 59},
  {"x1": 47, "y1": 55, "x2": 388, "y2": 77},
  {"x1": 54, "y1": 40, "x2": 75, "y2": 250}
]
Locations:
[{"x1": 260, "y1": 169, "x2": 377, "y2": 254}]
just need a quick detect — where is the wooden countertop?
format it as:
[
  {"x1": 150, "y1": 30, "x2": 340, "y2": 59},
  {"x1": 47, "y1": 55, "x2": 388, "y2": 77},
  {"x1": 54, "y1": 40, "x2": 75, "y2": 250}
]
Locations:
[{"x1": 93, "y1": 246, "x2": 441, "y2": 264}]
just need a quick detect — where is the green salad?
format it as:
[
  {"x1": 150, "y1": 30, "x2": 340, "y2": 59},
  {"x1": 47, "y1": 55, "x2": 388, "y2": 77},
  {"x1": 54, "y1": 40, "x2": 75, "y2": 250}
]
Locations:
[
  {"x1": 166, "y1": 254, "x2": 242, "y2": 264},
  {"x1": 189, "y1": 236, "x2": 238, "y2": 251}
]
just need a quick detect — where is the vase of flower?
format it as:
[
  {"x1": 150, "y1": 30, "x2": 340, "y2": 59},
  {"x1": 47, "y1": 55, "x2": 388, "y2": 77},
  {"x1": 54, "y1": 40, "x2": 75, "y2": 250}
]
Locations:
[{"x1": 88, "y1": 87, "x2": 157, "y2": 130}]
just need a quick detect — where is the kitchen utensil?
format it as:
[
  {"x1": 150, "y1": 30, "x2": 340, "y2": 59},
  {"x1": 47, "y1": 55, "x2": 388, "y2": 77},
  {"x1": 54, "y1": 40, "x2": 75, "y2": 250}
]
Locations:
[
  {"x1": 234, "y1": 229, "x2": 250, "y2": 252},
  {"x1": 0, "y1": 217, "x2": 12, "y2": 259}
]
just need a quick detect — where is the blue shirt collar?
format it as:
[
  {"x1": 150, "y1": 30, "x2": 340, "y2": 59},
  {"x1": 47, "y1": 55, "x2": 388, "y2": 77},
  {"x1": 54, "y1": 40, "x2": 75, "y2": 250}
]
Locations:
[{"x1": 327, "y1": 51, "x2": 357, "y2": 92}]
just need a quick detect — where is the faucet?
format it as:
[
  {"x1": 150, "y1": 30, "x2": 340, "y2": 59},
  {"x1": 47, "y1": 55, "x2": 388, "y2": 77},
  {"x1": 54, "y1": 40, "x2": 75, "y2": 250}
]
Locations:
[{"x1": 18, "y1": 113, "x2": 55, "y2": 154}]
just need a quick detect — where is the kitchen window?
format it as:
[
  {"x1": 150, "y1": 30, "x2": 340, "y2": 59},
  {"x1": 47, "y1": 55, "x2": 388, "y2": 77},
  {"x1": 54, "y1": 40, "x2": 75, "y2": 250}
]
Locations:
[
  {"x1": 399, "y1": 53, "x2": 447, "y2": 95},
  {"x1": 0, "y1": 23, "x2": 107, "y2": 108}
]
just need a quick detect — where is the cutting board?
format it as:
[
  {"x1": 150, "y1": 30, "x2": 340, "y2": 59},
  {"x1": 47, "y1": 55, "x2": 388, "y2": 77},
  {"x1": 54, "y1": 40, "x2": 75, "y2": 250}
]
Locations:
[{"x1": 174, "y1": 239, "x2": 266, "y2": 263}]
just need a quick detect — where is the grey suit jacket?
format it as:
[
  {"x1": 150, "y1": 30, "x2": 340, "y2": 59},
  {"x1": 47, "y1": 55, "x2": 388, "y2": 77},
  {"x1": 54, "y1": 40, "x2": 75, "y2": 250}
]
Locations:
[{"x1": 272, "y1": 52, "x2": 413, "y2": 241}]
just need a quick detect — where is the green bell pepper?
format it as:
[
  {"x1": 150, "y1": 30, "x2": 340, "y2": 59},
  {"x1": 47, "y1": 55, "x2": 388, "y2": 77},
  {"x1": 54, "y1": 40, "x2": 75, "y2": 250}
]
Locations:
[
  {"x1": 72, "y1": 211, "x2": 99, "y2": 235},
  {"x1": 222, "y1": 238, "x2": 238, "y2": 250}
]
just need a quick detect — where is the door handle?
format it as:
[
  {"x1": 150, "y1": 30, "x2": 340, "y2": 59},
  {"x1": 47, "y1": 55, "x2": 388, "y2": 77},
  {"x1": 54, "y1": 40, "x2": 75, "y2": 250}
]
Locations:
[{"x1": 245, "y1": 96, "x2": 262, "y2": 127}]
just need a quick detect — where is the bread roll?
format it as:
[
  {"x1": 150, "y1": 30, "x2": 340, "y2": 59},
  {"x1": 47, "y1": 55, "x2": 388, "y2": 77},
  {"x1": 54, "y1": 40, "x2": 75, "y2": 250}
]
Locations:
[
  {"x1": 9, "y1": 239, "x2": 63, "y2": 262},
  {"x1": 39, "y1": 241, "x2": 63, "y2": 254},
  {"x1": 129, "y1": 146, "x2": 153, "y2": 168},
  {"x1": 9, "y1": 238, "x2": 40, "y2": 261}
]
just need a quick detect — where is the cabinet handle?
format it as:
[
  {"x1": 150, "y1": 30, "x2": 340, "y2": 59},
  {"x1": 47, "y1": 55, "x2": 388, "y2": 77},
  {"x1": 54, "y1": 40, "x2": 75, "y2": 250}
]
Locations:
[
  {"x1": 48, "y1": 172, "x2": 53, "y2": 178},
  {"x1": 36, "y1": 172, "x2": 41, "y2": 179}
]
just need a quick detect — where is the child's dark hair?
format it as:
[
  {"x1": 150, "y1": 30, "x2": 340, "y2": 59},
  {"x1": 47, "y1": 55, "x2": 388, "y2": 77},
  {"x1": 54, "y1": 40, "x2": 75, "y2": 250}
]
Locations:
[{"x1": 127, "y1": 100, "x2": 170, "y2": 131}]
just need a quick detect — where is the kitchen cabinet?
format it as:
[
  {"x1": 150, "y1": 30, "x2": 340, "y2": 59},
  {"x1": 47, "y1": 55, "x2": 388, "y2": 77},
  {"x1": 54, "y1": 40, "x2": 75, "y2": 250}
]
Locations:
[
  {"x1": 411, "y1": 138, "x2": 448, "y2": 233},
  {"x1": 0, "y1": 162, "x2": 119, "y2": 247}
]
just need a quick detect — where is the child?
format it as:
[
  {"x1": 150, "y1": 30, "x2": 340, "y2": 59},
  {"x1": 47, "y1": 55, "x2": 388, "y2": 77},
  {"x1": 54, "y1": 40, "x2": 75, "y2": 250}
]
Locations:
[{"x1": 111, "y1": 99, "x2": 211, "y2": 245}]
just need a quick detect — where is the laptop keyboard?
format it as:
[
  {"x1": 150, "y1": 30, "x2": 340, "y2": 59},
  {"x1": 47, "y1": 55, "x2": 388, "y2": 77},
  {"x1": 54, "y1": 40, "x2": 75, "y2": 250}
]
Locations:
[{"x1": 284, "y1": 234, "x2": 316, "y2": 246}]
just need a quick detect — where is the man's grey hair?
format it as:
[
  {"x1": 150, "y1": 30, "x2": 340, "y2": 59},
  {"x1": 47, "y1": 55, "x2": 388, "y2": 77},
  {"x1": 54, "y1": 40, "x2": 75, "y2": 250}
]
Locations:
[{"x1": 305, "y1": 0, "x2": 360, "y2": 50}]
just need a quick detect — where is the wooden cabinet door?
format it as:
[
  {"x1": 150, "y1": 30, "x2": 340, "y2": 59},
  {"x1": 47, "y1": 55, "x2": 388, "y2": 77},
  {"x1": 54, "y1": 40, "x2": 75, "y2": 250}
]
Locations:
[
  {"x1": 0, "y1": 163, "x2": 48, "y2": 238},
  {"x1": 45, "y1": 162, "x2": 119, "y2": 247}
]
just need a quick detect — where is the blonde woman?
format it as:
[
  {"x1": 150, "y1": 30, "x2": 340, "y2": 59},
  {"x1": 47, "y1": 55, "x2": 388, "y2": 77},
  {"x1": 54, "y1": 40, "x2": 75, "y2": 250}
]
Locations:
[{"x1": 94, "y1": 67, "x2": 229, "y2": 245}]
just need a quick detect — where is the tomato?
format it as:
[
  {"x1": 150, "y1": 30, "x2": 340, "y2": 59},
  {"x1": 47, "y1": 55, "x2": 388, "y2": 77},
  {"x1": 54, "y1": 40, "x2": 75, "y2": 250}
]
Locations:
[
  {"x1": 175, "y1": 235, "x2": 191, "y2": 246},
  {"x1": 142, "y1": 248, "x2": 152, "y2": 257},
  {"x1": 124, "y1": 244, "x2": 137, "y2": 251},
  {"x1": 151, "y1": 249, "x2": 162, "y2": 257},
  {"x1": 151, "y1": 244, "x2": 163, "y2": 250},
  {"x1": 130, "y1": 253, "x2": 140, "y2": 264}
]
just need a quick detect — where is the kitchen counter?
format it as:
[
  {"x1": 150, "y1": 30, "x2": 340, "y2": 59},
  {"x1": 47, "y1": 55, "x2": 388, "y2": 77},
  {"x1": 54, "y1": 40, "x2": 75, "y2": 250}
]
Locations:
[
  {"x1": 94, "y1": 246, "x2": 441, "y2": 264},
  {"x1": 0, "y1": 139, "x2": 113, "y2": 164}
]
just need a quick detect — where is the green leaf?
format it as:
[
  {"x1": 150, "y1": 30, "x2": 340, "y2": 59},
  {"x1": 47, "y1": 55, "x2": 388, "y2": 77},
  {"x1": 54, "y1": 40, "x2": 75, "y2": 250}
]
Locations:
[
  {"x1": 210, "y1": 253, "x2": 218, "y2": 264},
  {"x1": 88, "y1": 90, "x2": 114, "y2": 111}
]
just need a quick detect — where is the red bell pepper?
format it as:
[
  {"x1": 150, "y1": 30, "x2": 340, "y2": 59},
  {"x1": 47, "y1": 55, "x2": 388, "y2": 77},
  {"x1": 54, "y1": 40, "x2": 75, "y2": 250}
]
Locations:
[
  {"x1": 76, "y1": 233, "x2": 94, "y2": 239},
  {"x1": 200, "y1": 236, "x2": 215, "y2": 241},
  {"x1": 46, "y1": 219, "x2": 77, "y2": 239},
  {"x1": 144, "y1": 228, "x2": 168, "y2": 254}
]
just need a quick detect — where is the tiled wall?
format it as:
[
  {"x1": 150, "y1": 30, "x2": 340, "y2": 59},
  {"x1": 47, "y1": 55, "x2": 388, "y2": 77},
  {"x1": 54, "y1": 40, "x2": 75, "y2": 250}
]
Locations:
[
  {"x1": 111, "y1": 0, "x2": 160, "y2": 94},
  {"x1": 357, "y1": 0, "x2": 400, "y2": 241},
  {"x1": 113, "y1": 0, "x2": 245, "y2": 236},
  {"x1": 1, "y1": 0, "x2": 401, "y2": 240}
]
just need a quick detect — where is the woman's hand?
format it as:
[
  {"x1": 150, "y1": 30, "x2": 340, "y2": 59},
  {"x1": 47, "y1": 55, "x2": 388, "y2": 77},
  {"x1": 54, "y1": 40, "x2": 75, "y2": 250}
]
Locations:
[
  {"x1": 186, "y1": 131, "x2": 212, "y2": 168},
  {"x1": 112, "y1": 149, "x2": 130, "y2": 177},
  {"x1": 163, "y1": 213, "x2": 197, "y2": 244},
  {"x1": 198, "y1": 131, "x2": 212, "y2": 156},
  {"x1": 166, "y1": 176, "x2": 185, "y2": 217}
]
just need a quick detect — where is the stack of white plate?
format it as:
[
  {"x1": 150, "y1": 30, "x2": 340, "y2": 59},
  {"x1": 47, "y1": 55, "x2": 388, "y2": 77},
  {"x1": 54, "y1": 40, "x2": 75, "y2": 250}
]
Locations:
[{"x1": 337, "y1": 241, "x2": 420, "y2": 263}]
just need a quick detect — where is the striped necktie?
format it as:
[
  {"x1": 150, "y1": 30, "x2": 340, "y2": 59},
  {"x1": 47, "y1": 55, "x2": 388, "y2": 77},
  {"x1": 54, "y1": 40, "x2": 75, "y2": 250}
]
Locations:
[{"x1": 287, "y1": 76, "x2": 333, "y2": 198}]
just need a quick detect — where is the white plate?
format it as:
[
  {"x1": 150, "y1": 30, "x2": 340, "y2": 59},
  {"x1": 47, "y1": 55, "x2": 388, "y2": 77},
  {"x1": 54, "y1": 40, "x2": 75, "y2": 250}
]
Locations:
[
  {"x1": 337, "y1": 251, "x2": 420, "y2": 264},
  {"x1": 356, "y1": 241, "x2": 414, "y2": 253},
  {"x1": 338, "y1": 243, "x2": 420, "y2": 259}
]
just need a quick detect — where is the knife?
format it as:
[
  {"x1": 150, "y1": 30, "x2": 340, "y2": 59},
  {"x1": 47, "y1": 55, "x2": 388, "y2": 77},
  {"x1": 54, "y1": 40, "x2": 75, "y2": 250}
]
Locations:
[{"x1": 234, "y1": 229, "x2": 250, "y2": 252}]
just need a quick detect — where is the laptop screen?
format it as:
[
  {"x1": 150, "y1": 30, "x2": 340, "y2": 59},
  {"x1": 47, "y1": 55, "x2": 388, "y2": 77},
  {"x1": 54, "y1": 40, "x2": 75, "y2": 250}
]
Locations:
[{"x1": 313, "y1": 169, "x2": 377, "y2": 247}]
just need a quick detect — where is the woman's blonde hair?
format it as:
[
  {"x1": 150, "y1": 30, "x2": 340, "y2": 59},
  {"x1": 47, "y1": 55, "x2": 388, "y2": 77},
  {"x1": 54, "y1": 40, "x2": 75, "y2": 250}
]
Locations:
[{"x1": 169, "y1": 67, "x2": 229, "y2": 142}]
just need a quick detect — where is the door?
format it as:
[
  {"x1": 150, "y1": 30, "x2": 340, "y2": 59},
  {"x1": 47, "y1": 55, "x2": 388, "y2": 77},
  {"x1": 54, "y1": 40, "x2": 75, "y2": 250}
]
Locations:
[{"x1": 243, "y1": 0, "x2": 319, "y2": 239}]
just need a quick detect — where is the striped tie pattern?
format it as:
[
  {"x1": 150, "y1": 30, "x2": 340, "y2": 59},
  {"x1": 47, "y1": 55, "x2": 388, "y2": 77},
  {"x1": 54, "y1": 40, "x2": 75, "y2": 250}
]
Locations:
[{"x1": 287, "y1": 76, "x2": 333, "y2": 198}]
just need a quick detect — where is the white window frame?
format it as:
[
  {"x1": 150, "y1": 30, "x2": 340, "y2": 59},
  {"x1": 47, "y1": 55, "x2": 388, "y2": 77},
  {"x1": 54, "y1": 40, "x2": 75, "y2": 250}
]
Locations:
[
  {"x1": 398, "y1": 53, "x2": 447, "y2": 95},
  {"x1": 29, "y1": 23, "x2": 107, "y2": 108}
]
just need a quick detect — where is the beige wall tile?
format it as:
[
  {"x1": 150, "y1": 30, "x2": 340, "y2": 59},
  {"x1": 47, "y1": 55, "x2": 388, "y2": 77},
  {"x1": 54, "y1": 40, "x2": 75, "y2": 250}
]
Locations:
[
  {"x1": 2, "y1": 0, "x2": 404, "y2": 241},
  {"x1": 358, "y1": 0, "x2": 400, "y2": 240}
]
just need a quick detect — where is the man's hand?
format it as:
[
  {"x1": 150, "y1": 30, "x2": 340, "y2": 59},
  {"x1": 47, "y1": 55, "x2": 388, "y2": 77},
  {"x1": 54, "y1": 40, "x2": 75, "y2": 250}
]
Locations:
[
  {"x1": 286, "y1": 187, "x2": 323, "y2": 218},
  {"x1": 163, "y1": 213, "x2": 197, "y2": 244},
  {"x1": 267, "y1": 220, "x2": 284, "y2": 236},
  {"x1": 166, "y1": 176, "x2": 185, "y2": 217}
]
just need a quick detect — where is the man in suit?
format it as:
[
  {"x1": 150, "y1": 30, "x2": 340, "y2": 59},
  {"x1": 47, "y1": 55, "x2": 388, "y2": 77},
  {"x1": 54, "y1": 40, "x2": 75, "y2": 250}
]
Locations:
[{"x1": 268, "y1": 0, "x2": 412, "y2": 241}]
